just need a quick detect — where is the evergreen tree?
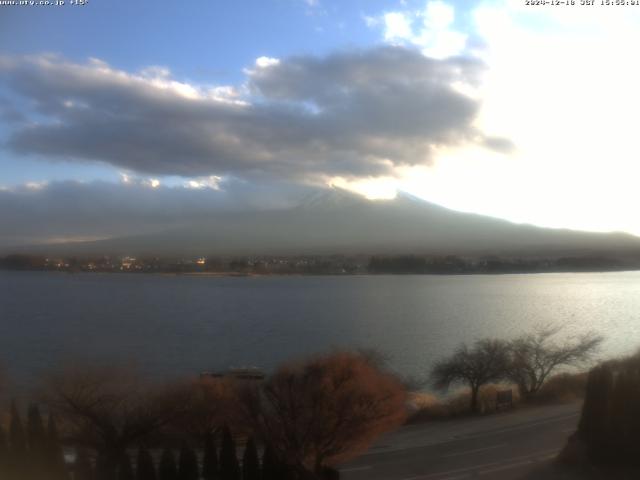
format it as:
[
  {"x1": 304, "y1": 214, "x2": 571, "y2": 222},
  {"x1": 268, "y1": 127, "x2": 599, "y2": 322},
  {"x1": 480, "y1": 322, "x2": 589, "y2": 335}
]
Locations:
[
  {"x1": 318, "y1": 466, "x2": 340, "y2": 480},
  {"x1": 158, "y1": 448, "x2": 178, "y2": 480},
  {"x1": 9, "y1": 400, "x2": 28, "y2": 478},
  {"x1": 628, "y1": 364, "x2": 640, "y2": 466},
  {"x1": 579, "y1": 364, "x2": 614, "y2": 464},
  {"x1": 28, "y1": 403, "x2": 48, "y2": 476},
  {"x1": 75, "y1": 448, "x2": 95, "y2": 480},
  {"x1": 260, "y1": 444, "x2": 278, "y2": 480},
  {"x1": 261, "y1": 444, "x2": 293, "y2": 480},
  {"x1": 96, "y1": 451, "x2": 116, "y2": 480},
  {"x1": 201, "y1": 432, "x2": 219, "y2": 480},
  {"x1": 241, "y1": 437, "x2": 259, "y2": 480},
  {"x1": 47, "y1": 412, "x2": 69, "y2": 480},
  {"x1": 600, "y1": 360, "x2": 640, "y2": 465},
  {"x1": 118, "y1": 453, "x2": 135, "y2": 480},
  {"x1": 136, "y1": 447, "x2": 157, "y2": 480},
  {"x1": 609, "y1": 370, "x2": 632, "y2": 461},
  {"x1": 219, "y1": 426, "x2": 240, "y2": 480},
  {"x1": 0, "y1": 424, "x2": 8, "y2": 479},
  {"x1": 178, "y1": 443, "x2": 199, "y2": 480},
  {"x1": 9, "y1": 400, "x2": 27, "y2": 456},
  {"x1": 28, "y1": 404, "x2": 46, "y2": 451}
]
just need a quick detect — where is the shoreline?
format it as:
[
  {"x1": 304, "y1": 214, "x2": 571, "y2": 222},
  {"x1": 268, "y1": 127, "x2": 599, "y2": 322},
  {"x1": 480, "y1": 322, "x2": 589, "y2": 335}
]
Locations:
[{"x1": 2, "y1": 267, "x2": 640, "y2": 277}]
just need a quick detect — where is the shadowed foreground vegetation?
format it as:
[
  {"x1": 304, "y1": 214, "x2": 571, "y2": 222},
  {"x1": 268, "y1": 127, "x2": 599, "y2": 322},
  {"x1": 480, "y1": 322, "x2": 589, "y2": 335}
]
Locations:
[
  {"x1": 557, "y1": 351, "x2": 640, "y2": 478},
  {"x1": 0, "y1": 351, "x2": 407, "y2": 480},
  {"x1": 427, "y1": 327, "x2": 601, "y2": 414},
  {"x1": 407, "y1": 373, "x2": 589, "y2": 423},
  {"x1": 0, "y1": 328, "x2": 608, "y2": 479}
]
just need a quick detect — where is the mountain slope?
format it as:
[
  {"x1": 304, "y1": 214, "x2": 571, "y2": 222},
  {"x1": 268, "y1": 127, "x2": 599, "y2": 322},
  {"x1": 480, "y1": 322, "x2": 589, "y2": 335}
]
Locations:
[{"x1": 20, "y1": 188, "x2": 640, "y2": 257}]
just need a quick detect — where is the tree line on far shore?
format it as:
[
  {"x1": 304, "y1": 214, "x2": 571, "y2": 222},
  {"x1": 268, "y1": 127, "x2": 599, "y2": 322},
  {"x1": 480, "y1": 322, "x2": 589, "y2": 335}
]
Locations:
[{"x1": 368, "y1": 255, "x2": 630, "y2": 274}]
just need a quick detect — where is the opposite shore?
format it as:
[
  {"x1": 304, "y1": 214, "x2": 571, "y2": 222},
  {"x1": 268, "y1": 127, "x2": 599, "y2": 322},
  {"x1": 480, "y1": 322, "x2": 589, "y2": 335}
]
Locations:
[{"x1": 2, "y1": 252, "x2": 640, "y2": 276}]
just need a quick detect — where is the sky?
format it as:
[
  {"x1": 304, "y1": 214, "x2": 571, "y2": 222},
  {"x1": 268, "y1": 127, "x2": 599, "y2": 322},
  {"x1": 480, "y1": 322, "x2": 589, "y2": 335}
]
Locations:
[{"x1": 1, "y1": 0, "x2": 640, "y2": 246}]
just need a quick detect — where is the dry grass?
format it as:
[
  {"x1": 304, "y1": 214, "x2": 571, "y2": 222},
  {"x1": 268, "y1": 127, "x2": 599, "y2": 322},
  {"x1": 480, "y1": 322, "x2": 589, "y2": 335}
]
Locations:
[
  {"x1": 407, "y1": 383, "x2": 520, "y2": 423},
  {"x1": 532, "y1": 372, "x2": 588, "y2": 404},
  {"x1": 406, "y1": 392, "x2": 448, "y2": 422},
  {"x1": 407, "y1": 373, "x2": 587, "y2": 424}
]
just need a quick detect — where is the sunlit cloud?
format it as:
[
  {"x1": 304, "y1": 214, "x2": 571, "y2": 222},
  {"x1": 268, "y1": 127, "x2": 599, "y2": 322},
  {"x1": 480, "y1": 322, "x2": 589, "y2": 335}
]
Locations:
[
  {"x1": 371, "y1": 1, "x2": 468, "y2": 59},
  {"x1": 390, "y1": 0, "x2": 640, "y2": 235},
  {"x1": 0, "y1": 48, "x2": 496, "y2": 182},
  {"x1": 25, "y1": 181, "x2": 48, "y2": 190},
  {"x1": 255, "y1": 56, "x2": 281, "y2": 69},
  {"x1": 383, "y1": 12, "x2": 413, "y2": 41},
  {"x1": 185, "y1": 176, "x2": 222, "y2": 190},
  {"x1": 3, "y1": 0, "x2": 640, "y2": 239}
]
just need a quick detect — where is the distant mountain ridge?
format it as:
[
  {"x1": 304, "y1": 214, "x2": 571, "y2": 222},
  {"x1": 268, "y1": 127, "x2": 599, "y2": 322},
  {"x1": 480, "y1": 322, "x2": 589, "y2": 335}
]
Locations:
[{"x1": 10, "y1": 188, "x2": 640, "y2": 258}]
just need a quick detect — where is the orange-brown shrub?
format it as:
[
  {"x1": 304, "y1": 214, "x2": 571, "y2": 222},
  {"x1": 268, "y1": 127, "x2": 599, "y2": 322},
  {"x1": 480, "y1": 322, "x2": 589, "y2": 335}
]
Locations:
[{"x1": 239, "y1": 351, "x2": 407, "y2": 474}]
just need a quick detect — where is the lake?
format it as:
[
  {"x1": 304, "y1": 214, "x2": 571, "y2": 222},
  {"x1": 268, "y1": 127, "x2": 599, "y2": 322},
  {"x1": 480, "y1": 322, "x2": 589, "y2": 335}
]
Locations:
[{"x1": 1, "y1": 270, "x2": 640, "y2": 388}]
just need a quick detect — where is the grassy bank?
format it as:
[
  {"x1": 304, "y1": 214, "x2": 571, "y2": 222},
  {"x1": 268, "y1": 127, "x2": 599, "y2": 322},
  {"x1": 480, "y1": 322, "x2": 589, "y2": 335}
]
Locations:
[{"x1": 407, "y1": 371, "x2": 588, "y2": 424}]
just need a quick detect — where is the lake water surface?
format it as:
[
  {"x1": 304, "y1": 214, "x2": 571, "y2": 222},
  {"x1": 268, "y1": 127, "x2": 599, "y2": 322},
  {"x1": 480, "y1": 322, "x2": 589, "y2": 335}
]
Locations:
[{"x1": 1, "y1": 270, "x2": 640, "y2": 387}]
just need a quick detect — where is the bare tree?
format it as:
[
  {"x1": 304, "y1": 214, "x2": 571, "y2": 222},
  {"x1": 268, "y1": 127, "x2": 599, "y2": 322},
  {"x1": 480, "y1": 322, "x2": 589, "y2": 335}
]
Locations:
[
  {"x1": 430, "y1": 339, "x2": 510, "y2": 413},
  {"x1": 507, "y1": 326, "x2": 603, "y2": 399},
  {"x1": 42, "y1": 365, "x2": 189, "y2": 474},
  {"x1": 239, "y1": 351, "x2": 407, "y2": 478}
]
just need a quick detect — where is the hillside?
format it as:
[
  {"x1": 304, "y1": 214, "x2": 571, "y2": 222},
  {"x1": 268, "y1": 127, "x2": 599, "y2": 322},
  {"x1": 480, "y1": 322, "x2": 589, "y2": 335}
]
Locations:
[{"x1": 11, "y1": 188, "x2": 640, "y2": 258}]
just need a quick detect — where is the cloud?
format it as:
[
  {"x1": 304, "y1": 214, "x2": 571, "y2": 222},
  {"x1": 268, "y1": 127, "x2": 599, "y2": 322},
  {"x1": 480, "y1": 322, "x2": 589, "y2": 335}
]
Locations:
[
  {"x1": 371, "y1": 1, "x2": 468, "y2": 59},
  {"x1": 394, "y1": 0, "x2": 640, "y2": 236},
  {"x1": 254, "y1": 56, "x2": 280, "y2": 68},
  {"x1": 0, "y1": 179, "x2": 312, "y2": 247},
  {"x1": 383, "y1": 12, "x2": 413, "y2": 41},
  {"x1": 0, "y1": 47, "x2": 500, "y2": 183},
  {"x1": 184, "y1": 175, "x2": 222, "y2": 190}
]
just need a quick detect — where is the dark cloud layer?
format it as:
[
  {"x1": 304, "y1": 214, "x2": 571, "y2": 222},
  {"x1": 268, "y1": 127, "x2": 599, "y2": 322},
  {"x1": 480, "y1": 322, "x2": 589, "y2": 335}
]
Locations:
[{"x1": 0, "y1": 48, "x2": 495, "y2": 181}]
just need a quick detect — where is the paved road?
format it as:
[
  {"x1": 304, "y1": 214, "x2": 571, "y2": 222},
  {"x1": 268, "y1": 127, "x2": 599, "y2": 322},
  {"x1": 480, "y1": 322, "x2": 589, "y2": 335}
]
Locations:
[{"x1": 341, "y1": 403, "x2": 581, "y2": 480}]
